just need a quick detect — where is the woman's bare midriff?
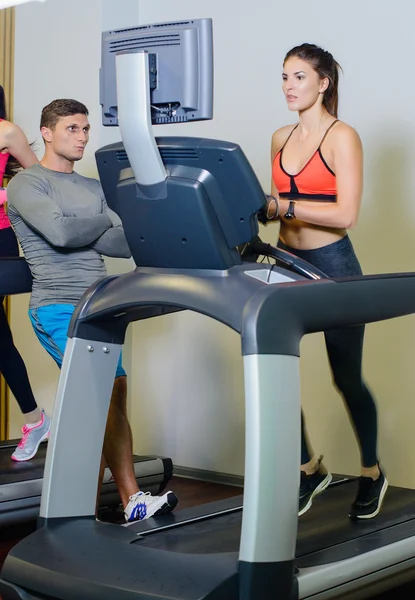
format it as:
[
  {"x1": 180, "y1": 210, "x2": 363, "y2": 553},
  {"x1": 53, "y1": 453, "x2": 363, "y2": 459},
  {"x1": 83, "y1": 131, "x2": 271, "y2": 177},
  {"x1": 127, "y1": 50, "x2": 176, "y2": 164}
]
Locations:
[{"x1": 279, "y1": 219, "x2": 346, "y2": 250}]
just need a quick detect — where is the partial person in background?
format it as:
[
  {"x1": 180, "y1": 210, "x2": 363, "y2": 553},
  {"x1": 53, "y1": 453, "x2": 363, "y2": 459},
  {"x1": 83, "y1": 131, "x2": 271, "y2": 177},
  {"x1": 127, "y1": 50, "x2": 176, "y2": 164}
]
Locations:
[{"x1": 0, "y1": 85, "x2": 51, "y2": 461}]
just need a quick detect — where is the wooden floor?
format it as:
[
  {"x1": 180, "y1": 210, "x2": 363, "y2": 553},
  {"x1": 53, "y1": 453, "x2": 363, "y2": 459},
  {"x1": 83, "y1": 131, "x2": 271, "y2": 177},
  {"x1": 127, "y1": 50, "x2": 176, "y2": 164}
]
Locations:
[{"x1": 0, "y1": 476, "x2": 414, "y2": 599}]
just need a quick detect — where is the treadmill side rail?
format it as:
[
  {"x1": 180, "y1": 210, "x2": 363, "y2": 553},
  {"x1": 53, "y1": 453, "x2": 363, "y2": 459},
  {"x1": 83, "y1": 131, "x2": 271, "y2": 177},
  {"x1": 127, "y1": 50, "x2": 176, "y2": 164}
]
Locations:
[{"x1": 298, "y1": 533, "x2": 415, "y2": 598}]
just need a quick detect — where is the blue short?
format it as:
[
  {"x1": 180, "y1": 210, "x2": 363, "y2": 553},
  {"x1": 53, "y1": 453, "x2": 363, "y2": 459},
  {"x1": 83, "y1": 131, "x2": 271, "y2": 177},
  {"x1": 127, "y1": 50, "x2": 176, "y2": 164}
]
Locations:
[{"x1": 29, "y1": 303, "x2": 126, "y2": 378}]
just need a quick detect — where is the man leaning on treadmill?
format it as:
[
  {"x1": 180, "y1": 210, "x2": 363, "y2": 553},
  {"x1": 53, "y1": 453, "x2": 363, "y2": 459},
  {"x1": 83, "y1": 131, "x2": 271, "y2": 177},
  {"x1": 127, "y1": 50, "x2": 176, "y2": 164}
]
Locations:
[{"x1": 7, "y1": 98, "x2": 178, "y2": 522}]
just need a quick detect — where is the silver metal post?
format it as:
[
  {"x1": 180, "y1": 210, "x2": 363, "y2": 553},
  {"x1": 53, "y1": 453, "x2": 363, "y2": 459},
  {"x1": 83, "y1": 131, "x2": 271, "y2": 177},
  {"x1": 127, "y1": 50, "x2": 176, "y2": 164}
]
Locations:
[
  {"x1": 40, "y1": 337, "x2": 121, "y2": 518},
  {"x1": 115, "y1": 50, "x2": 166, "y2": 186},
  {"x1": 240, "y1": 354, "x2": 301, "y2": 562}
]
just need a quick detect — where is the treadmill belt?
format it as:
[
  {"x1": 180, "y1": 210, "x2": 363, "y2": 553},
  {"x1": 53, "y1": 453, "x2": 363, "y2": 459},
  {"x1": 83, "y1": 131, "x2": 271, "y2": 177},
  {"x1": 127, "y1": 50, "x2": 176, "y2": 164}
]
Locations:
[
  {"x1": 297, "y1": 478, "x2": 415, "y2": 557},
  {"x1": 133, "y1": 480, "x2": 415, "y2": 562},
  {"x1": 0, "y1": 442, "x2": 47, "y2": 484}
]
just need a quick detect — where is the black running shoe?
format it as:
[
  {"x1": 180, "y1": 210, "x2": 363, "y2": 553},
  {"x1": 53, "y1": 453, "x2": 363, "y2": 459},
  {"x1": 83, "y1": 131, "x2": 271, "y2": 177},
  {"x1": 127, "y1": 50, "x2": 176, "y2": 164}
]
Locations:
[
  {"x1": 299, "y1": 458, "x2": 333, "y2": 516},
  {"x1": 349, "y1": 467, "x2": 388, "y2": 520}
]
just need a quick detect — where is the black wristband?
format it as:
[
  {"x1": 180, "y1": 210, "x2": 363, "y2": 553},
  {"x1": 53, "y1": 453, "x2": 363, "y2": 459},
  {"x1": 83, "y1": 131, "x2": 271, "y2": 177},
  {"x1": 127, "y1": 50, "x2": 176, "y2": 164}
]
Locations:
[{"x1": 284, "y1": 200, "x2": 296, "y2": 220}]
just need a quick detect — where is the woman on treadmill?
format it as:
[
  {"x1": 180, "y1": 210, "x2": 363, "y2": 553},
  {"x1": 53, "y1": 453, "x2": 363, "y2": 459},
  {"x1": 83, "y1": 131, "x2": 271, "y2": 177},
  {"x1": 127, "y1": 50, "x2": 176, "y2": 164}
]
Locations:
[
  {"x1": 262, "y1": 44, "x2": 388, "y2": 520},
  {"x1": 0, "y1": 86, "x2": 51, "y2": 461}
]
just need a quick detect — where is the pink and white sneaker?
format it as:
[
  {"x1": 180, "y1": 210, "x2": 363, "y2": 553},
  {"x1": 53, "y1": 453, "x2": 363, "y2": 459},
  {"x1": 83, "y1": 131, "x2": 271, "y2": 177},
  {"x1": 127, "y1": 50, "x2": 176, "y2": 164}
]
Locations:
[{"x1": 11, "y1": 409, "x2": 51, "y2": 462}]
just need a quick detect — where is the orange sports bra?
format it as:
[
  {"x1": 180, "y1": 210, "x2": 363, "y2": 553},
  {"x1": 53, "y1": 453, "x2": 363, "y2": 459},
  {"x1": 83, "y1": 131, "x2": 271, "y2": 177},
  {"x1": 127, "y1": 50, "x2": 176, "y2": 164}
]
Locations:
[{"x1": 272, "y1": 119, "x2": 338, "y2": 202}]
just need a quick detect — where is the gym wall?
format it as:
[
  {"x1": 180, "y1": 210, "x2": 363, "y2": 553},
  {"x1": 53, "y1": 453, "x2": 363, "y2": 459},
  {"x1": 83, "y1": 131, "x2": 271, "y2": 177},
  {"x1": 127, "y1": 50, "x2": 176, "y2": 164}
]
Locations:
[{"x1": 9, "y1": 0, "x2": 415, "y2": 488}]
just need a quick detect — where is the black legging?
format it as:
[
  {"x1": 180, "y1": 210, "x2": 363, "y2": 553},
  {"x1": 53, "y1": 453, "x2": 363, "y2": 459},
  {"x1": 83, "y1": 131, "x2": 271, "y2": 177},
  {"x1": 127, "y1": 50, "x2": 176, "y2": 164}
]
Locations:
[
  {"x1": 278, "y1": 235, "x2": 378, "y2": 468},
  {"x1": 0, "y1": 226, "x2": 37, "y2": 414}
]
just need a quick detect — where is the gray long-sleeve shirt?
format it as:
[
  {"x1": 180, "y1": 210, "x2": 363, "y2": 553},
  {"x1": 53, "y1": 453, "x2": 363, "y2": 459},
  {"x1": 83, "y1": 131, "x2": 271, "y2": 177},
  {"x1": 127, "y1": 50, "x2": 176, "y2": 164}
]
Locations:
[{"x1": 7, "y1": 164, "x2": 131, "y2": 309}]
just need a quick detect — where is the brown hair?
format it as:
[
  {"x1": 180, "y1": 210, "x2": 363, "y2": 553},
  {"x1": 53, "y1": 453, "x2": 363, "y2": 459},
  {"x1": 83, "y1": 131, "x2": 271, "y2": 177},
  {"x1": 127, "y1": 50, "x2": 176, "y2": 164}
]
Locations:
[
  {"x1": 284, "y1": 43, "x2": 342, "y2": 118},
  {"x1": 40, "y1": 98, "x2": 89, "y2": 130}
]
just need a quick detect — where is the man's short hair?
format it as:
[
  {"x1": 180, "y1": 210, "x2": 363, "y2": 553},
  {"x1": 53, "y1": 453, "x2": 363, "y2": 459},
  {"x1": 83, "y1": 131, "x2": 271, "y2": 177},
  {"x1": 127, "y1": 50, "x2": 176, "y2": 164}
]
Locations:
[{"x1": 40, "y1": 99, "x2": 89, "y2": 130}]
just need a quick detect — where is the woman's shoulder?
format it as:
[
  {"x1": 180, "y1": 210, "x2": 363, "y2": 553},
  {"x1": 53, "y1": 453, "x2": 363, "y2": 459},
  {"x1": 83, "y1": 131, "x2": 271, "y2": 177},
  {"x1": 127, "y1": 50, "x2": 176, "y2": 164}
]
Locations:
[
  {"x1": 330, "y1": 120, "x2": 362, "y2": 147},
  {"x1": 0, "y1": 120, "x2": 25, "y2": 147},
  {"x1": 271, "y1": 123, "x2": 297, "y2": 155},
  {"x1": 0, "y1": 119, "x2": 17, "y2": 135},
  {"x1": 272, "y1": 123, "x2": 297, "y2": 143}
]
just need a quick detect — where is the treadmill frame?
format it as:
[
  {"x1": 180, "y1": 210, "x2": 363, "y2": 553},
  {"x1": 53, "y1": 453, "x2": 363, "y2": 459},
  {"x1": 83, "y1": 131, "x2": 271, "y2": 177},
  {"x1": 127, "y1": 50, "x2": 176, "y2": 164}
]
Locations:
[{"x1": 2, "y1": 262, "x2": 415, "y2": 599}]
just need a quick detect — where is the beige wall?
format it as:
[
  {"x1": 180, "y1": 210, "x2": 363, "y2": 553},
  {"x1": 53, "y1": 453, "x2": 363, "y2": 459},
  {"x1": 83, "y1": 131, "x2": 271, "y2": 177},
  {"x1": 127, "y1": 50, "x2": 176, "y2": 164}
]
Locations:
[{"x1": 8, "y1": 0, "x2": 415, "y2": 489}]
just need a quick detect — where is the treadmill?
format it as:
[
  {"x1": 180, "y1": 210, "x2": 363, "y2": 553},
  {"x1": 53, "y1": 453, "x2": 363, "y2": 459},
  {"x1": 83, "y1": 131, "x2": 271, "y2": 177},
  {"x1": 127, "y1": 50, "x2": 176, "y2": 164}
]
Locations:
[
  {"x1": 0, "y1": 437, "x2": 173, "y2": 528},
  {"x1": 0, "y1": 258, "x2": 173, "y2": 528},
  {"x1": 2, "y1": 17, "x2": 415, "y2": 600}
]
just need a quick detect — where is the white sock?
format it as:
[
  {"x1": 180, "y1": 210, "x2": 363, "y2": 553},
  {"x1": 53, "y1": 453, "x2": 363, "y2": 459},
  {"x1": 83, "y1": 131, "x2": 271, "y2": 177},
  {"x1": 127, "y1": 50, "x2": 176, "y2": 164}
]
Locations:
[
  {"x1": 23, "y1": 408, "x2": 42, "y2": 426},
  {"x1": 25, "y1": 419, "x2": 42, "y2": 429}
]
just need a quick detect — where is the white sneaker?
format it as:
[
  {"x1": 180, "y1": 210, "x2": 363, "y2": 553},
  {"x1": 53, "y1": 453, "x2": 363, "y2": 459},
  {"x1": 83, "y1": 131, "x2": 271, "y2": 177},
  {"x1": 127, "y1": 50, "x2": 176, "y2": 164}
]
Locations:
[
  {"x1": 124, "y1": 490, "x2": 178, "y2": 522},
  {"x1": 11, "y1": 409, "x2": 51, "y2": 462}
]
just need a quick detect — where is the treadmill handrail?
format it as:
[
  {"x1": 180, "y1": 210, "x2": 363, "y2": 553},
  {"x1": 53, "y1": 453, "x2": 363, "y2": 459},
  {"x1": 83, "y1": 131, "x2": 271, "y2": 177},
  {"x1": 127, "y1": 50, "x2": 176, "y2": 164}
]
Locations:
[
  {"x1": 65, "y1": 265, "x2": 415, "y2": 357},
  {"x1": 249, "y1": 239, "x2": 328, "y2": 280}
]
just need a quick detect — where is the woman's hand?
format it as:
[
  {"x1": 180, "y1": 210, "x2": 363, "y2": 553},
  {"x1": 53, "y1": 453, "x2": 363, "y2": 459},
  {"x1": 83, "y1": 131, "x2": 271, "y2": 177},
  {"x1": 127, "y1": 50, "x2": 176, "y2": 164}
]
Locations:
[
  {"x1": 265, "y1": 194, "x2": 280, "y2": 220},
  {"x1": 276, "y1": 197, "x2": 289, "y2": 218},
  {"x1": 258, "y1": 194, "x2": 280, "y2": 225}
]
